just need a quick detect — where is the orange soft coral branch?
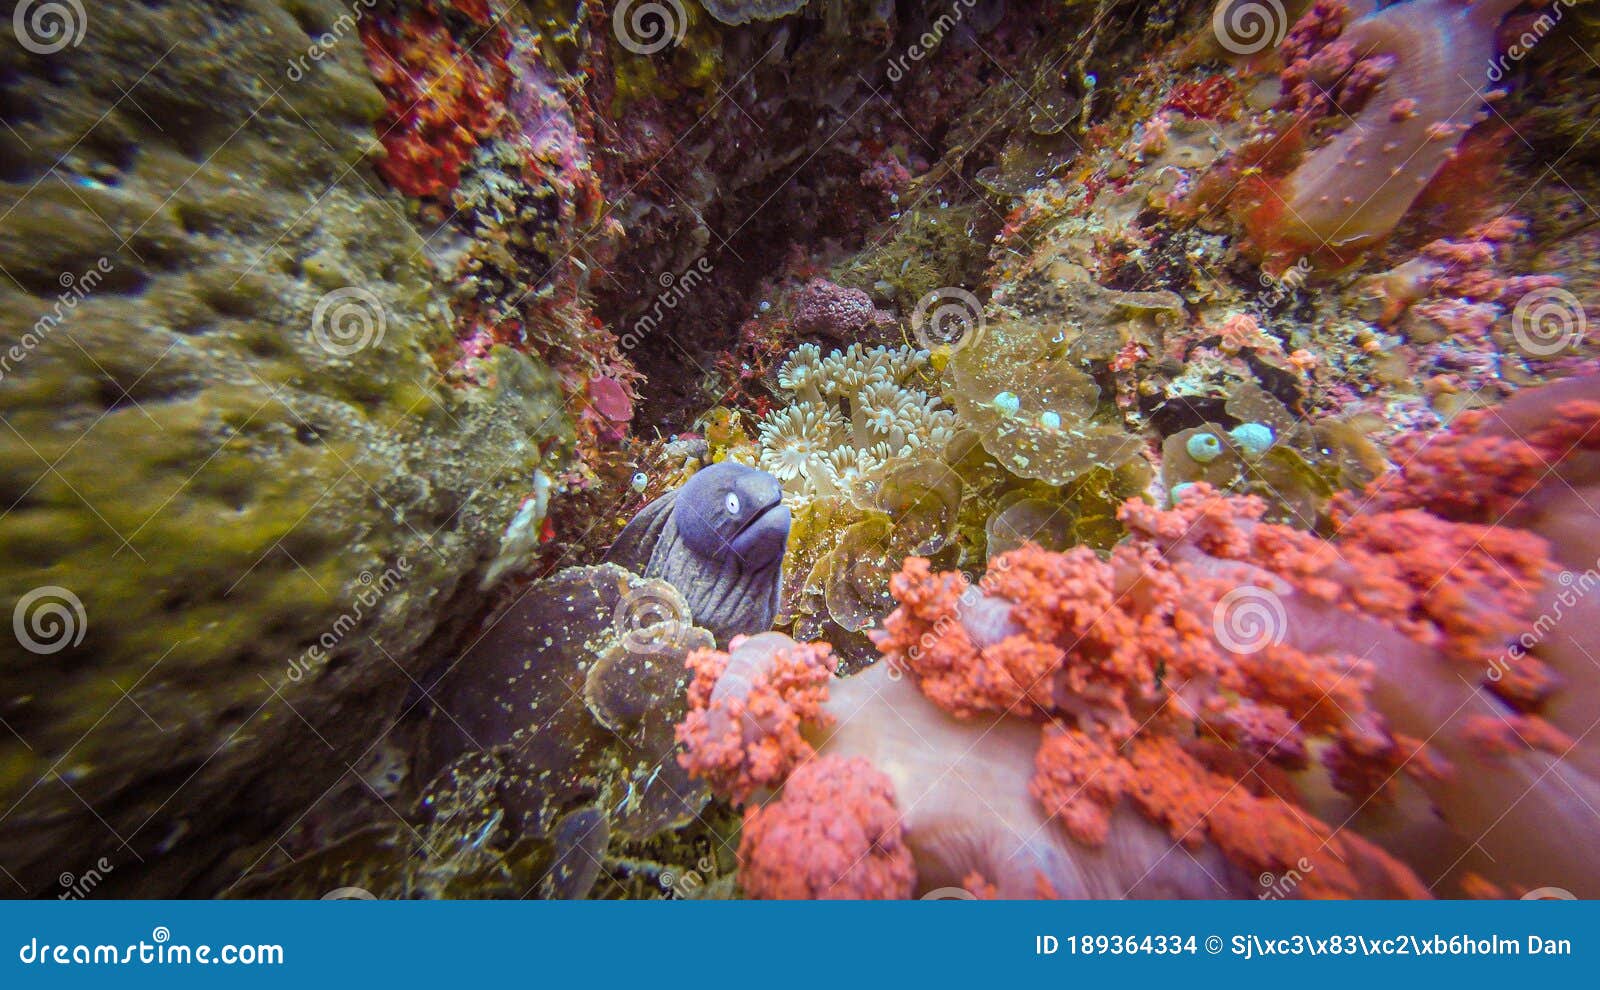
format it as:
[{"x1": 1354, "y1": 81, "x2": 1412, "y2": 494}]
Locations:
[
  {"x1": 870, "y1": 481, "x2": 1559, "y2": 889},
  {"x1": 737, "y1": 755, "x2": 916, "y2": 900},
  {"x1": 675, "y1": 633, "x2": 836, "y2": 805},
  {"x1": 1346, "y1": 398, "x2": 1600, "y2": 525},
  {"x1": 1123, "y1": 735, "x2": 1428, "y2": 899}
]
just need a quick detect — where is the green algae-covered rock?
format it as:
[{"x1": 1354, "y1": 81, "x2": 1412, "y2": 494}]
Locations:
[{"x1": 0, "y1": 1, "x2": 569, "y2": 895}]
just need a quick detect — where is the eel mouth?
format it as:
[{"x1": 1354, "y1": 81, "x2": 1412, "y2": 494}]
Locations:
[
  {"x1": 729, "y1": 496, "x2": 790, "y2": 566},
  {"x1": 731, "y1": 493, "x2": 785, "y2": 541}
]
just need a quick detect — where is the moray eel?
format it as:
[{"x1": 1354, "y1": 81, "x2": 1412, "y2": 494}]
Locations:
[{"x1": 607, "y1": 462, "x2": 790, "y2": 644}]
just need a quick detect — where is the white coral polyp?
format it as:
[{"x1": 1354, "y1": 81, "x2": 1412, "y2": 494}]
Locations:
[
  {"x1": 820, "y1": 446, "x2": 879, "y2": 494},
  {"x1": 757, "y1": 343, "x2": 951, "y2": 500},
  {"x1": 777, "y1": 343, "x2": 826, "y2": 404},
  {"x1": 757, "y1": 402, "x2": 844, "y2": 484}
]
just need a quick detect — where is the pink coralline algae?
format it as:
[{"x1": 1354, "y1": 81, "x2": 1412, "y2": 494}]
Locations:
[
  {"x1": 1357, "y1": 218, "x2": 1563, "y2": 332},
  {"x1": 1346, "y1": 385, "x2": 1600, "y2": 526},
  {"x1": 790, "y1": 278, "x2": 894, "y2": 343},
  {"x1": 1258, "y1": 0, "x2": 1525, "y2": 260}
]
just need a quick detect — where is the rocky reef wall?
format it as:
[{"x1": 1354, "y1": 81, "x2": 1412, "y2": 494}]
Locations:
[{"x1": 0, "y1": 0, "x2": 569, "y2": 895}]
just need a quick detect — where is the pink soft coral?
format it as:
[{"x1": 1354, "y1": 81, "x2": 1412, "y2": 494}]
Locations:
[
  {"x1": 1266, "y1": 0, "x2": 1524, "y2": 257},
  {"x1": 738, "y1": 755, "x2": 915, "y2": 899},
  {"x1": 675, "y1": 633, "x2": 835, "y2": 805}
]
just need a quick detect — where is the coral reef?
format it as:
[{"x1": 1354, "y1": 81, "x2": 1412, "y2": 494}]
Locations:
[
  {"x1": 676, "y1": 369, "x2": 1600, "y2": 900},
  {"x1": 421, "y1": 565, "x2": 713, "y2": 855},
  {"x1": 1231, "y1": 0, "x2": 1526, "y2": 265}
]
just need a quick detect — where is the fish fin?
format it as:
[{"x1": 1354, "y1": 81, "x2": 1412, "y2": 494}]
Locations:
[{"x1": 605, "y1": 491, "x2": 676, "y2": 574}]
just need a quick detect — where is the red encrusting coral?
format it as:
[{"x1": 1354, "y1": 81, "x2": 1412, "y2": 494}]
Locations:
[
  {"x1": 1164, "y1": 75, "x2": 1237, "y2": 120},
  {"x1": 737, "y1": 755, "x2": 916, "y2": 900},
  {"x1": 360, "y1": 4, "x2": 511, "y2": 199}
]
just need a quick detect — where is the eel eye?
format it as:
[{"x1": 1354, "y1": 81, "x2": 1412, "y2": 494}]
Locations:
[{"x1": 725, "y1": 493, "x2": 740, "y2": 516}]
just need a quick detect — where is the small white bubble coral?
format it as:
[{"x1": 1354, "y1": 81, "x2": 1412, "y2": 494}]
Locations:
[{"x1": 757, "y1": 343, "x2": 954, "y2": 500}]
